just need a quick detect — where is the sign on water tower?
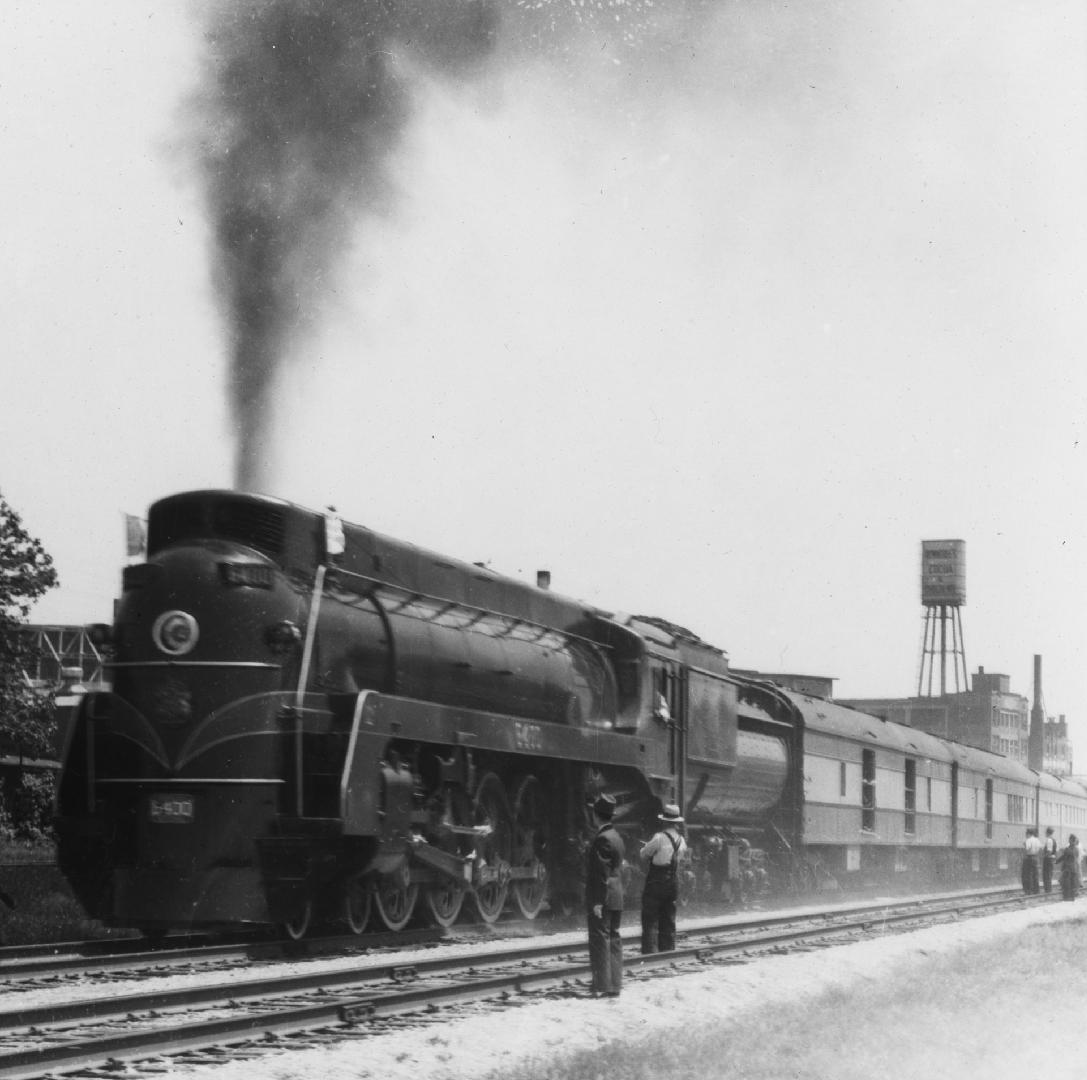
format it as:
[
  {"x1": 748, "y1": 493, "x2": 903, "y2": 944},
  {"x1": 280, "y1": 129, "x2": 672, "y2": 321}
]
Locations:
[
  {"x1": 918, "y1": 539, "x2": 968, "y2": 696},
  {"x1": 920, "y1": 539, "x2": 966, "y2": 607}
]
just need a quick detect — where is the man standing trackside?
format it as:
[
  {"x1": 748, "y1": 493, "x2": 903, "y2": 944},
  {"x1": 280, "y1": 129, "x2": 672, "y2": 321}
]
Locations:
[
  {"x1": 1021, "y1": 828, "x2": 1042, "y2": 895},
  {"x1": 585, "y1": 793, "x2": 625, "y2": 998},
  {"x1": 639, "y1": 803, "x2": 687, "y2": 954},
  {"x1": 1057, "y1": 834, "x2": 1081, "y2": 900},
  {"x1": 1042, "y1": 827, "x2": 1058, "y2": 894}
]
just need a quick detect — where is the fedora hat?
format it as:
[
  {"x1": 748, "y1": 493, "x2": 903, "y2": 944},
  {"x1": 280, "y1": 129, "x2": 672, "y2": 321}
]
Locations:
[
  {"x1": 593, "y1": 793, "x2": 617, "y2": 820},
  {"x1": 659, "y1": 803, "x2": 684, "y2": 824}
]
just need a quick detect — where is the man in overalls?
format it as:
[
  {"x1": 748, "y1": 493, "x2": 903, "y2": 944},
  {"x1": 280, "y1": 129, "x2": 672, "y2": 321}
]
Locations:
[{"x1": 639, "y1": 803, "x2": 687, "y2": 953}]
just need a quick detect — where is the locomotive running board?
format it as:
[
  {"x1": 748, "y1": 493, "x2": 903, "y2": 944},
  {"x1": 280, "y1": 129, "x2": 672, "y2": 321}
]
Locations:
[{"x1": 335, "y1": 689, "x2": 656, "y2": 836}]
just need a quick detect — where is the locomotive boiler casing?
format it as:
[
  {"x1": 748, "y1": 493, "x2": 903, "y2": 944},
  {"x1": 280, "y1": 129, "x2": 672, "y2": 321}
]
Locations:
[
  {"x1": 311, "y1": 574, "x2": 621, "y2": 727},
  {"x1": 145, "y1": 490, "x2": 636, "y2": 728}
]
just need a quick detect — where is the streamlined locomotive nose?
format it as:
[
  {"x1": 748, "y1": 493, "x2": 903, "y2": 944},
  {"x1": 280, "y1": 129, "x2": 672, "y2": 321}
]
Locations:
[
  {"x1": 110, "y1": 544, "x2": 300, "y2": 770},
  {"x1": 60, "y1": 541, "x2": 306, "y2": 929}
]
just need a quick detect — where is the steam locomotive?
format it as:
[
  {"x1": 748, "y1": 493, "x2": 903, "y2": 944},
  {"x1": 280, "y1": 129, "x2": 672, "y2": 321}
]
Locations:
[{"x1": 55, "y1": 490, "x2": 1087, "y2": 937}]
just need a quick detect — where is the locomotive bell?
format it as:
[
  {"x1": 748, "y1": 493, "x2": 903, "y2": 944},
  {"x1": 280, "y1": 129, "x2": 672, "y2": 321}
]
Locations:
[{"x1": 266, "y1": 620, "x2": 302, "y2": 654}]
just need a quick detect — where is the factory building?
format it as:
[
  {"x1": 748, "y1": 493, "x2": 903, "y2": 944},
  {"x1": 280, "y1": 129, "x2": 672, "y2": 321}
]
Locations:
[
  {"x1": 837, "y1": 541, "x2": 1075, "y2": 774},
  {"x1": 1045, "y1": 715, "x2": 1074, "y2": 777},
  {"x1": 841, "y1": 667, "x2": 1030, "y2": 762}
]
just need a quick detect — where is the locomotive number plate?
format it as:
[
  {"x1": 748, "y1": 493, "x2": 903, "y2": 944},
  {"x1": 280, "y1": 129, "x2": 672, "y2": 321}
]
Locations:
[{"x1": 149, "y1": 794, "x2": 194, "y2": 824}]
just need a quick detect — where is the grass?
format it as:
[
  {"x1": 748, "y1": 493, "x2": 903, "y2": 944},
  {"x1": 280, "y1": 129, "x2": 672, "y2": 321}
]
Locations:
[
  {"x1": 489, "y1": 912, "x2": 1087, "y2": 1080},
  {"x1": 0, "y1": 841, "x2": 127, "y2": 945}
]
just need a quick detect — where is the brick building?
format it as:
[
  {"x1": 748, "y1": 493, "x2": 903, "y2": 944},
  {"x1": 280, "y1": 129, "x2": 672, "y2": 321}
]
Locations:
[{"x1": 841, "y1": 666, "x2": 1045, "y2": 767}]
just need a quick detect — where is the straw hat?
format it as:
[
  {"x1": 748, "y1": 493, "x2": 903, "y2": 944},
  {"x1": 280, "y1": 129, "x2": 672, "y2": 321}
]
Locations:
[{"x1": 659, "y1": 803, "x2": 684, "y2": 824}]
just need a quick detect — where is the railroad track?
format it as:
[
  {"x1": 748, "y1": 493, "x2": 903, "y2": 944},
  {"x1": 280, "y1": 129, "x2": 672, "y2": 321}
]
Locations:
[
  {"x1": 0, "y1": 925, "x2": 448, "y2": 984},
  {"x1": 0, "y1": 887, "x2": 1047, "y2": 1079}
]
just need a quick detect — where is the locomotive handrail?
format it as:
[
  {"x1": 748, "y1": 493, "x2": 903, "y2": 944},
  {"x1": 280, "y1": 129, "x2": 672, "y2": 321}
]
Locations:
[
  {"x1": 685, "y1": 663, "x2": 735, "y2": 682},
  {"x1": 339, "y1": 690, "x2": 376, "y2": 829},
  {"x1": 296, "y1": 564, "x2": 329, "y2": 816},
  {"x1": 96, "y1": 777, "x2": 286, "y2": 784},
  {"x1": 105, "y1": 661, "x2": 281, "y2": 669}
]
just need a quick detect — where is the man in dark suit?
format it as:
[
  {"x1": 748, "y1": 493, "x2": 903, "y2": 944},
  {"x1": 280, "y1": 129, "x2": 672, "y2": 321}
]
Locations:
[{"x1": 585, "y1": 793, "x2": 625, "y2": 997}]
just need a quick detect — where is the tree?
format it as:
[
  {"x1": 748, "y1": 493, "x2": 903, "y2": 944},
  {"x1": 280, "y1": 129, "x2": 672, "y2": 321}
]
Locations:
[
  {"x1": 0, "y1": 493, "x2": 59, "y2": 839},
  {"x1": 0, "y1": 494, "x2": 58, "y2": 622}
]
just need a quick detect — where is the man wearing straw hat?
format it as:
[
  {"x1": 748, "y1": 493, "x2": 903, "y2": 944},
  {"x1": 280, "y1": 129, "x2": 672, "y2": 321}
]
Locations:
[{"x1": 639, "y1": 802, "x2": 687, "y2": 954}]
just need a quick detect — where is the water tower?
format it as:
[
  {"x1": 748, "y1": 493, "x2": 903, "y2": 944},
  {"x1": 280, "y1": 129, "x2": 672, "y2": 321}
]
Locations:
[{"x1": 917, "y1": 539, "x2": 968, "y2": 696}]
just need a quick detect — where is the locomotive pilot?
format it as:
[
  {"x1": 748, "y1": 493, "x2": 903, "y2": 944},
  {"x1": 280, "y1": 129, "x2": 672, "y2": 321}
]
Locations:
[{"x1": 585, "y1": 794, "x2": 625, "y2": 997}]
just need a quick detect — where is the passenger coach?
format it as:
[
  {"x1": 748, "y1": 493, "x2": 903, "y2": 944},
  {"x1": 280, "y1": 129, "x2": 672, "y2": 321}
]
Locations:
[{"x1": 783, "y1": 688, "x2": 1086, "y2": 888}]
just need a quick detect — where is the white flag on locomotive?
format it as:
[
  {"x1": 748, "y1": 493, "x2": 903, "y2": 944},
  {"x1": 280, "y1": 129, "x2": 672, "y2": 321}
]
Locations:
[
  {"x1": 324, "y1": 507, "x2": 345, "y2": 557},
  {"x1": 124, "y1": 513, "x2": 147, "y2": 558}
]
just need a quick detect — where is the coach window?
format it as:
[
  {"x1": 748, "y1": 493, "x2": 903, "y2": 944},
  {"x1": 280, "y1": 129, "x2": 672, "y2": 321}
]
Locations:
[
  {"x1": 839, "y1": 761, "x2": 847, "y2": 799},
  {"x1": 926, "y1": 776, "x2": 933, "y2": 812},
  {"x1": 985, "y1": 779, "x2": 994, "y2": 840},
  {"x1": 861, "y1": 749, "x2": 876, "y2": 832},
  {"x1": 904, "y1": 759, "x2": 917, "y2": 835}
]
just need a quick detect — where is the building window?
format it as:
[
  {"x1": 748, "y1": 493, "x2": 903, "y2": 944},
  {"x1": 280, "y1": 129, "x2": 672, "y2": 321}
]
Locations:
[
  {"x1": 862, "y1": 749, "x2": 876, "y2": 832},
  {"x1": 904, "y1": 758, "x2": 917, "y2": 835}
]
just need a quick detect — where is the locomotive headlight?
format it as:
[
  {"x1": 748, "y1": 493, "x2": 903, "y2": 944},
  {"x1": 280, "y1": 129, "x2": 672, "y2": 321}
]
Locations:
[{"x1": 152, "y1": 610, "x2": 200, "y2": 656}]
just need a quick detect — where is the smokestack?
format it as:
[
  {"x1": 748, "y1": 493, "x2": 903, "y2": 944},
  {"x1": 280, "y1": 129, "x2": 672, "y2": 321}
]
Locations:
[
  {"x1": 536, "y1": 570, "x2": 551, "y2": 590},
  {"x1": 1029, "y1": 653, "x2": 1045, "y2": 771}
]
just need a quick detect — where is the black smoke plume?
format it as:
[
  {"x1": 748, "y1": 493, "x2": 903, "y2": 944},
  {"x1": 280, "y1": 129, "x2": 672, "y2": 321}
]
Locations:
[
  {"x1": 192, "y1": 0, "x2": 497, "y2": 492},
  {"x1": 191, "y1": 0, "x2": 714, "y2": 491}
]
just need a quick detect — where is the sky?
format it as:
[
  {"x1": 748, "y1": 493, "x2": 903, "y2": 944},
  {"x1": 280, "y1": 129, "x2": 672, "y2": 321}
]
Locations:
[{"x1": 2, "y1": 2, "x2": 1085, "y2": 753}]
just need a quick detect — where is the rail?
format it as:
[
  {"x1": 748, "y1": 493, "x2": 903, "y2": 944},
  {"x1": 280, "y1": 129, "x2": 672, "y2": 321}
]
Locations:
[{"x1": 0, "y1": 887, "x2": 1050, "y2": 1079}]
